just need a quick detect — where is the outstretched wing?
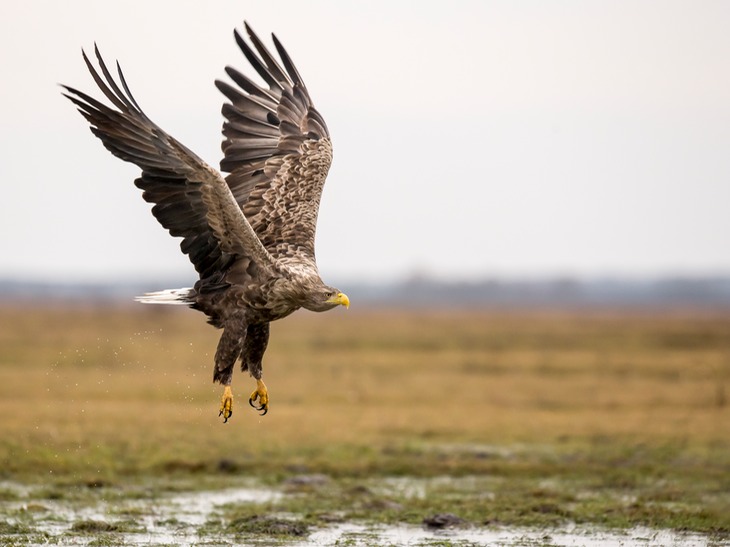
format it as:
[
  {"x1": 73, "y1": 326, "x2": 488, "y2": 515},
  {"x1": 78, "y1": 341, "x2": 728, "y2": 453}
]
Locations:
[
  {"x1": 216, "y1": 22, "x2": 333, "y2": 273},
  {"x1": 62, "y1": 46, "x2": 275, "y2": 282}
]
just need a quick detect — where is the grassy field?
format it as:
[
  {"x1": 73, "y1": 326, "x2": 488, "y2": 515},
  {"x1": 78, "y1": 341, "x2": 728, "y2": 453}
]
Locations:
[{"x1": 1, "y1": 303, "x2": 729, "y2": 542}]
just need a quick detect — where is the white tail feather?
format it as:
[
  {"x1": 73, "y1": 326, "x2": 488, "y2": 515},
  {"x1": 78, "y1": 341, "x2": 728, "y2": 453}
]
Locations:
[{"x1": 134, "y1": 287, "x2": 192, "y2": 305}]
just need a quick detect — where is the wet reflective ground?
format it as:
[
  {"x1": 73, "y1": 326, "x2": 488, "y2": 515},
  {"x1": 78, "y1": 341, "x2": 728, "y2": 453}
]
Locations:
[{"x1": 1, "y1": 480, "x2": 726, "y2": 546}]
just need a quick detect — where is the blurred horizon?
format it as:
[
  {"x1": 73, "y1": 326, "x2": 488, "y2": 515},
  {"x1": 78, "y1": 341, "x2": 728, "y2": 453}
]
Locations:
[{"x1": 3, "y1": 273, "x2": 730, "y2": 309}]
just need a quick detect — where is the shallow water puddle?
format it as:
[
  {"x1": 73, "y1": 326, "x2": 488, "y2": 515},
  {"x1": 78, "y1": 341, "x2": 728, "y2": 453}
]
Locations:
[
  {"x1": 1, "y1": 483, "x2": 282, "y2": 545},
  {"x1": 302, "y1": 523, "x2": 719, "y2": 547},
  {"x1": 0, "y1": 481, "x2": 725, "y2": 546}
]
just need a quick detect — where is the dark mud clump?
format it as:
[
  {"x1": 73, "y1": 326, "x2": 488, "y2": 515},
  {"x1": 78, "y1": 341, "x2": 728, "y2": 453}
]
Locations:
[
  {"x1": 423, "y1": 513, "x2": 466, "y2": 529},
  {"x1": 228, "y1": 514, "x2": 309, "y2": 536},
  {"x1": 71, "y1": 519, "x2": 145, "y2": 534},
  {"x1": 71, "y1": 520, "x2": 119, "y2": 533}
]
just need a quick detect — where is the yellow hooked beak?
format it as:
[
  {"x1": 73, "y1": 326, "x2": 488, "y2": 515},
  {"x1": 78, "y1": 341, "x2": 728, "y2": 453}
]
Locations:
[{"x1": 327, "y1": 292, "x2": 350, "y2": 309}]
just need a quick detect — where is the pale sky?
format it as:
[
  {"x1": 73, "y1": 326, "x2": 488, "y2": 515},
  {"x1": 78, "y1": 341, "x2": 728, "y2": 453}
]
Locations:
[{"x1": 1, "y1": 1, "x2": 729, "y2": 284}]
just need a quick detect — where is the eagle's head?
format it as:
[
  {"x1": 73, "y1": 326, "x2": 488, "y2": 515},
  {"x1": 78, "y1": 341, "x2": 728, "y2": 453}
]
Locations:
[{"x1": 302, "y1": 284, "x2": 350, "y2": 312}]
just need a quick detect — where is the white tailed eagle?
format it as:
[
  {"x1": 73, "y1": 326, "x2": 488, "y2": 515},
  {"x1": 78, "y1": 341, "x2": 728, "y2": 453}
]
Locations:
[{"x1": 63, "y1": 22, "x2": 349, "y2": 422}]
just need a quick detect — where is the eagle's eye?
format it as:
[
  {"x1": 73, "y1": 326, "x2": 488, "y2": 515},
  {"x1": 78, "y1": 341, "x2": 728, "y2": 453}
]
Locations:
[{"x1": 324, "y1": 291, "x2": 333, "y2": 298}]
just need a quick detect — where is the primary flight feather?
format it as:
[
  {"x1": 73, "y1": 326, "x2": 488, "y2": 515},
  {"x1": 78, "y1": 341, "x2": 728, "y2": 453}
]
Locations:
[{"x1": 62, "y1": 22, "x2": 349, "y2": 422}]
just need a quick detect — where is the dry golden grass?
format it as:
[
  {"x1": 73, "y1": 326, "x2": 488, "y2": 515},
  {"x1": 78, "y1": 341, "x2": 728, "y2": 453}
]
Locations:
[{"x1": 1, "y1": 304, "x2": 729, "y2": 476}]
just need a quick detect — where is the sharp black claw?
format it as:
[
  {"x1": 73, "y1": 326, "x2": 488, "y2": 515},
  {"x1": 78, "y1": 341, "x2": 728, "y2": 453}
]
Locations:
[{"x1": 248, "y1": 393, "x2": 268, "y2": 415}]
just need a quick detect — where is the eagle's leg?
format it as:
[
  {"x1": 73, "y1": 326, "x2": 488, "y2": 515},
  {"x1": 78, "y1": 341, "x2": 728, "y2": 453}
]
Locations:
[
  {"x1": 214, "y1": 323, "x2": 246, "y2": 423},
  {"x1": 241, "y1": 322, "x2": 270, "y2": 415}
]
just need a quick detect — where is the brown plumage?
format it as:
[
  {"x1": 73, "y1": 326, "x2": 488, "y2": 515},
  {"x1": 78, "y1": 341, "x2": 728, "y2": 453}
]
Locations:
[{"x1": 62, "y1": 22, "x2": 349, "y2": 421}]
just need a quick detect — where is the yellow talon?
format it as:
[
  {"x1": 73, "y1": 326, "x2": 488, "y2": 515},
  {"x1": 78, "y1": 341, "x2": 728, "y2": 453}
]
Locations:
[
  {"x1": 219, "y1": 385, "x2": 233, "y2": 423},
  {"x1": 249, "y1": 379, "x2": 269, "y2": 416}
]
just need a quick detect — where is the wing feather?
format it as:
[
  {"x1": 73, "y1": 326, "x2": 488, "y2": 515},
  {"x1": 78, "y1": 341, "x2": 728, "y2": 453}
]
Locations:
[
  {"x1": 224, "y1": 115, "x2": 279, "y2": 139},
  {"x1": 272, "y1": 34, "x2": 305, "y2": 88},
  {"x1": 242, "y1": 22, "x2": 292, "y2": 87},
  {"x1": 233, "y1": 28, "x2": 285, "y2": 93},
  {"x1": 224, "y1": 66, "x2": 280, "y2": 103}
]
